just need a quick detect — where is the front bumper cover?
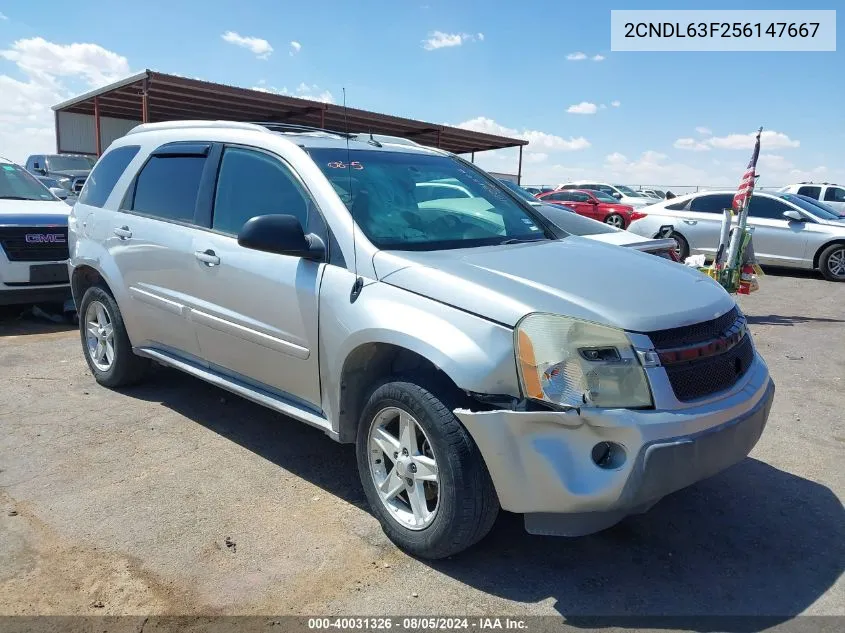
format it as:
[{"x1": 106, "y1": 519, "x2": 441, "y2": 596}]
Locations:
[{"x1": 455, "y1": 354, "x2": 775, "y2": 536}]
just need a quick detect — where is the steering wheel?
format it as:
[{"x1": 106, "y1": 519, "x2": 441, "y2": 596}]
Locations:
[{"x1": 430, "y1": 213, "x2": 468, "y2": 235}]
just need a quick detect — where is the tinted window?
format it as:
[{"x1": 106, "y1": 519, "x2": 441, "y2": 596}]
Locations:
[
  {"x1": 797, "y1": 185, "x2": 821, "y2": 199},
  {"x1": 748, "y1": 195, "x2": 790, "y2": 219},
  {"x1": 561, "y1": 184, "x2": 577, "y2": 190},
  {"x1": 213, "y1": 147, "x2": 309, "y2": 235},
  {"x1": 824, "y1": 187, "x2": 845, "y2": 203},
  {"x1": 665, "y1": 200, "x2": 688, "y2": 210},
  {"x1": 571, "y1": 192, "x2": 591, "y2": 202},
  {"x1": 690, "y1": 194, "x2": 734, "y2": 213},
  {"x1": 548, "y1": 192, "x2": 571, "y2": 201},
  {"x1": 78, "y1": 146, "x2": 140, "y2": 208},
  {"x1": 131, "y1": 155, "x2": 205, "y2": 222}
]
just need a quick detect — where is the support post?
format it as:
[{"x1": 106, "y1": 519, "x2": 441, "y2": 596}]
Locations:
[
  {"x1": 54, "y1": 111, "x2": 61, "y2": 153},
  {"x1": 517, "y1": 145, "x2": 523, "y2": 185},
  {"x1": 320, "y1": 107, "x2": 325, "y2": 129},
  {"x1": 141, "y1": 77, "x2": 150, "y2": 123},
  {"x1": 471, "y1": 152, "x2": 475, "y2": 163},
  {"x1": 436, "y1": 130, "x2": 442, "y2": 148},
  {"x1": 93, "y1": 96, "x2": 102, "y2": 156}
]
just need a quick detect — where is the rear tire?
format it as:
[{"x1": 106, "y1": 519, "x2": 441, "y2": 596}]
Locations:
[
  {"x1": 78, "y1": 285, "x2": 150, "y2": 388},
  {"x1": 604, "y1": 213, "x2": 626, "y2": 229},
  {"x1": 356, "y1": 379, "x2": 499, "y2": 559},
  {"x1": 671, "y1": 232, "x2": 690, "y2": 261},
  {"x1": 819, "y1": 243, "x2": 845, "y2": 281}
]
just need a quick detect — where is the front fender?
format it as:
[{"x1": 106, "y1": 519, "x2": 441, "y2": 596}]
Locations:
[{"x1": 318, "y1": 266, "x2": 520, "y2": 435}]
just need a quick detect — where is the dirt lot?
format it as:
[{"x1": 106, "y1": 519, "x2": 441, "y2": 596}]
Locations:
[{"x1": 0, "y1": 269, "x2": 843, "y2": 624}]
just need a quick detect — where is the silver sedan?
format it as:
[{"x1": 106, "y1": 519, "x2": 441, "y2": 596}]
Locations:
[{"x1": 627, "y1": 190, "x2": 845, "y2": 281}]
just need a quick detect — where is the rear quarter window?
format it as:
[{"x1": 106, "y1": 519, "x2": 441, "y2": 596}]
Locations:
[{"x1": 78, "y1": 146, "x2": 140, "y2": 208}]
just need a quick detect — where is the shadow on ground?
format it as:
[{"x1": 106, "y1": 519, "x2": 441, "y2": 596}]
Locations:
[
  {"x1": 125, "y1": 369, "x2": 844, "y2": 628},
  {"x1": 746, "y1": 314, "x2": 845, "y2": 326},
  {"x1": 0, "y1": 305, "x2": 76, "y2": 337}
]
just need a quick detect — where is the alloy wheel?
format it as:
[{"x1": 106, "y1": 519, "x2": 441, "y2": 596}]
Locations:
[
  {"x1": 367, "y1": 407, "x2": 440, "y2": 530},
  {"x1": 827, "y1": 248, "x2": 845, "y2": 278},
  {"x1": 85, "y1": 300, "x2": 115, "y2": 371},
  {"x1": 605, "y1": 214, "x2": 625, "y2": 228}
]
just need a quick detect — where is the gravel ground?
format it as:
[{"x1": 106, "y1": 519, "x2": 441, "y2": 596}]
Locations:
[{"x1": 0, "y1": 268, "x2": 842, "y2": 626}]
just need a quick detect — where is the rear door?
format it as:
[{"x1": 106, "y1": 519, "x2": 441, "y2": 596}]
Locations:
[
  {"x1": 188, "y1": 144, "x2": 326, "y2": 408},
  {"x1": 679, "y1": 193, "x2": 733, "y2": 257},
  {"x1": 822, "y1": 185, "x2": 845, "y2": 212},
  {"x1": 108, "y1": 142, "x2": 212, "y2": 359},
  {"x1": 745, "y1": 195, "x2": 811, "y2": 267}
]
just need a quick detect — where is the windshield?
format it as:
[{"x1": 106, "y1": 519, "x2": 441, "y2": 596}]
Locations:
[
  {"x1": 0, "y1": 164, "x2": 56, "y2": 200},
  {"x1": 38, "y1": 177, "x2": 61, "y2": 188},
  {"x1": 308, "y1": 148, "x2": 550, "y2": 250},
  {"x1": 780, "y1": 193, "x2": 844, "y2": 220},
  {"x1": 592, "y1": 190, "x2": 618, "y2": 203},
  {"x1": 45, "y1": 155, "x2": 92, "y2": 171},
  {"x1": 614, "y1": 185, "x2": 640, "y2": 196},
  {"x1": 498, "y1": 178, "x2": 540, "y2": 202}
]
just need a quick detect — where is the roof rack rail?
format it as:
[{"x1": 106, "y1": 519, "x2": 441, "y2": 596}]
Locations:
[
  {"x1": 251, "y1": 122, "x2": 354, "y2": 138},
  {"x1": 126, "y1": 120, "x2": 268, "y2": 135},
  {"x1": 360, "y1": 133, "x2": 422, "y2": 147}
]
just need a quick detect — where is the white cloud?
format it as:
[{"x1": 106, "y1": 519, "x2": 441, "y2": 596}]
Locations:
[
  {"x1": 221, "y1": 31, "x2": 273, "y2": 59},
  {"x1": 610, "y1": 100, "x2": 621, "y2": 107},
  {"x1": 566, "y1": 101, "x2": 598, "y2": 115},
  {"x1": 707, "y1": 129, "x2": 799, "y2": 150},
  {"x1": 289, "y1": 41, "x2": 301, "y2": 56},
  {"x1": 455, "y1": 116, "x2": 590, "y2": 151},
  {"x1": 422, "y1": 31, "x2": 483, "y2": 50},
  {"x1": 295, "y1": 82, "x2": 335, "y2": 103},
  {"x1": 0, "y1": 12, "x2": 7, "y2": 20},
  {"x1": 524, "y1": 152, "x2": 548, "y2": 164},
  {"x1": 0, "y1": 37, "x2": 130, "y2": 87},
  {"x1": 599, "y1": 103, "x2": 607, "y2": 109},
  {"x1": 674, "y1": 137, "x2": 711, "y2": 151},
  {"x1": 592, "y1": 54, "x2": 605, "y2": 61},
  {"x1": 602, "y1": 150, "x2": 712, "y2": 185},
  {"x1": 0, "y1": 38, "x2": 133, "y2": 162},
  {"x1": 695, "y1": 126, "x2": 712, "y2": 136},
  {"x1": 252, "y1": 79, "x2": 287, "y2": 95},
  {"x1": 566, "y1": 51, "x2": 587, "y2": 61}
]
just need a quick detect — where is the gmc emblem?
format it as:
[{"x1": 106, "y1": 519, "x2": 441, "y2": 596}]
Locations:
[{"x1": 25, "y1": 234, "x2": 66, "y2": 244}]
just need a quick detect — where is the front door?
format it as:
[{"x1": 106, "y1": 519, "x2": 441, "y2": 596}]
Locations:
[
  {"x1": 189, "y1": 145, "x2": 325, "y2": 408},
  {"x1": 745, "y1": 196, "x2": 810, "y2": 267}
]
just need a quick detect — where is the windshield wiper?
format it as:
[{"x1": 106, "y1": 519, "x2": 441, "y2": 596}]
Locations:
[{"x1": 498, "y1": 237, "x2": 547, "y2": 245}]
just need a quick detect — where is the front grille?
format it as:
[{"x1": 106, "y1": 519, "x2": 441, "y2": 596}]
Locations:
[
  {"x1": 648, "y1": 306, "x2": 739, "y2": 348},
  {"x1": 647, "y1": 306, "x2": 755, "y2": 401},
  {"x1": 0, "y1": 227, "x2": 69, "y2": 262},
  {"x1": 72, "y1": 178, "x2": 86, "y2": 193},
  {"x1": 663, "y1": 336, "x2": 754, "y2": 401}
]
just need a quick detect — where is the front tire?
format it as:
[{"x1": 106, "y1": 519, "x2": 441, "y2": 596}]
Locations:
[
  {"x1": 78, "y1": 285, "x2": 150, "y2": 387},
  {"x1": 671, "y1": 232, "x2": 690, "y2": 261},
  {"x1": 819, "y1": 243, "x2": 845, "y2": 281},
  {"x1": 356, "y1": 380, "x2": 498, "y2": 559}
]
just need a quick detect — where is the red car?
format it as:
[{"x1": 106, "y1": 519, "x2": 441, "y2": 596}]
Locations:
[{"x1": 537, "y1": 189, "x2": 647, "y2": 229}]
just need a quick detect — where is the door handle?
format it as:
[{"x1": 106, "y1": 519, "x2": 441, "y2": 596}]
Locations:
[
  {"x1": 682, "y1": 220, "x2": 697, "y2": 225},
  {"x1": 113, "y1": 226, "x2": 132, "y2": 239},
  {"x1": 195, "y1": 249, "x2": 220, "y2": 266}
]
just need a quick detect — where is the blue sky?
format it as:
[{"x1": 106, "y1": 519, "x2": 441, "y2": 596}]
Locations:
[{"x1": 1, "y1": 0, "x2": 842, "y2": 188}]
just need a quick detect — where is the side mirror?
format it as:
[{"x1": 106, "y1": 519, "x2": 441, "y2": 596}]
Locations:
[
  {"x1": 49, "y1": 187, "x2": 68, "y2": 200},
  {"x1": 783, "y1": 210, "x2": 805, "y2": 222},
  {"x1": 237, "y1": 214, "x2": 325, "y2": 260},
  {"x1": 612, "y1": 192, "x2": 622, "y2": 199}
]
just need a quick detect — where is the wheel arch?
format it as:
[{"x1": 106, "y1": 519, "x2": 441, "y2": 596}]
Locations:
[{"x1": 813, "y1": 239, "x2": 845, "y2": 270}]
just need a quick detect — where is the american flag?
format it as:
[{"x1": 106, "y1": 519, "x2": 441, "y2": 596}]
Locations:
[{"x1": 732, "y1": 127, "x2": 762, "y2": 213}]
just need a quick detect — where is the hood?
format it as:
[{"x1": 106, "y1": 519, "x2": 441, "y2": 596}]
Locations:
[
  {"x1": 582, "y1": 230, "x2": 653, "y2": 247},
  {"x1": 624, "y1": 196, "x2": 654, "y2": 207},
  {"x1": 374, "y1": 237, "x2": 734, "y2": 331},
  {"x1": 0, "y1": 199, "x2": 71, "y2": 224},
  {"x1": 51, "y1": 169, "x2": 90, "y2": 178},
  {"x1": 602, "y1": 203, "x2": 636, "y2": 213}
]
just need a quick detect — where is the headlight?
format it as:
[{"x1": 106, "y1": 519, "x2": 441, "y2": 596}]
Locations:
[
  {"x1": 516, "y1": 313, "x2": 652, "y2": 409},
  {"x1": 57, "y1": 177, "x2": 72, "y2": 188}
]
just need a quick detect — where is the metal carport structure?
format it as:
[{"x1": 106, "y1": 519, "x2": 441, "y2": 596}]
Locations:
[{"x1": 52, "y1": 70, "x2": 529, "y2": 182}]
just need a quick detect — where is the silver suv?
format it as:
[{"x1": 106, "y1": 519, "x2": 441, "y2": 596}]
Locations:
[{"x1": 68, "y1": 121, "x2": 775, "y2": 558}]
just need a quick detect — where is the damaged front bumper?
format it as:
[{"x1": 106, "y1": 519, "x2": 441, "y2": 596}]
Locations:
[{"x1": 454, "y1": 354, "x2": 775, "y2": 536}]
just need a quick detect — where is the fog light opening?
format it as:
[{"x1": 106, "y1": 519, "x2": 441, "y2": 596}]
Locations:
[{"x1": 591, "y1": 441, "x2": 627, "y2": 470}]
